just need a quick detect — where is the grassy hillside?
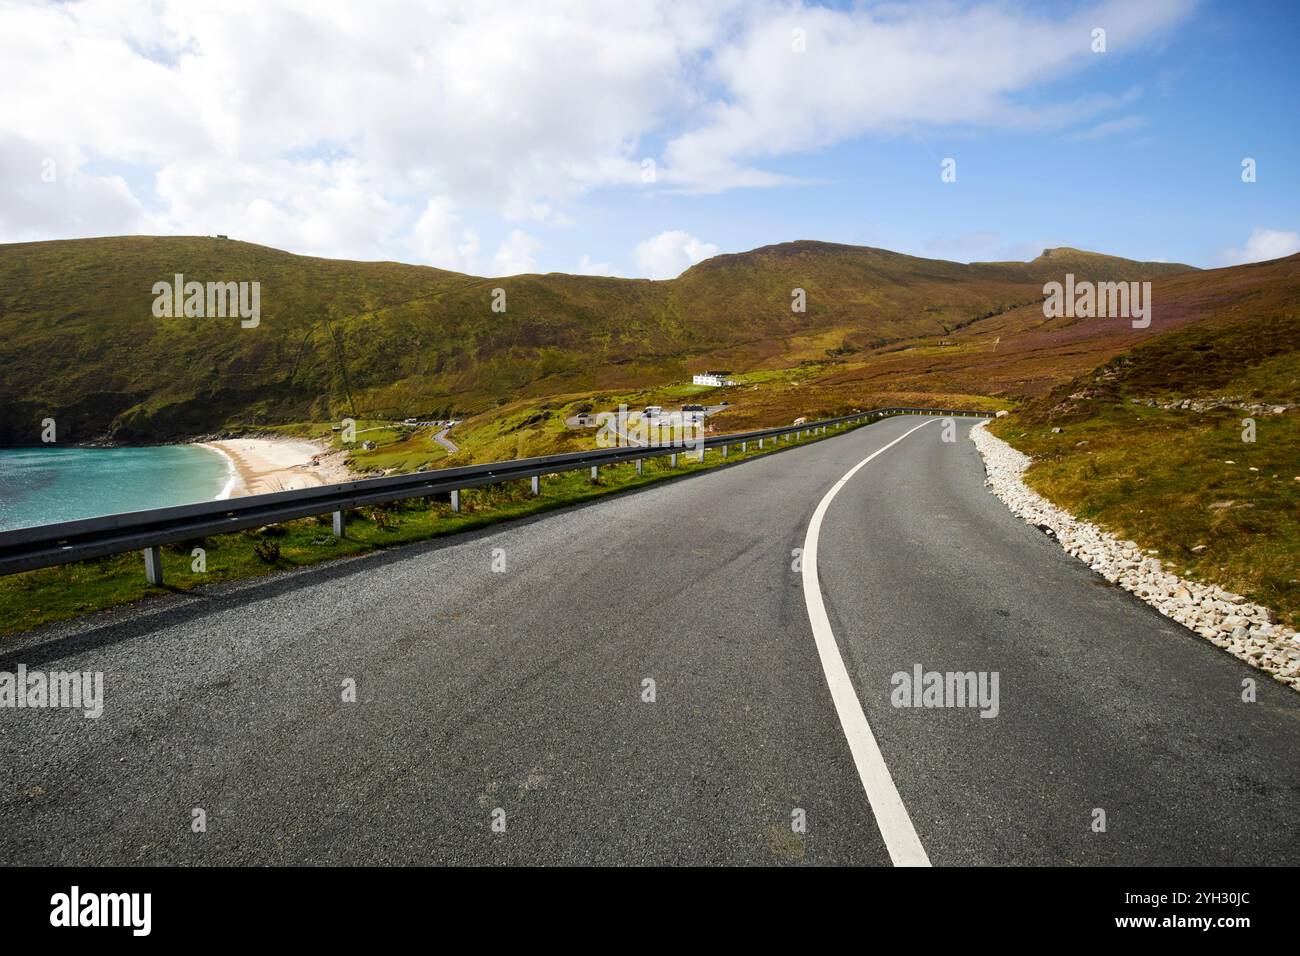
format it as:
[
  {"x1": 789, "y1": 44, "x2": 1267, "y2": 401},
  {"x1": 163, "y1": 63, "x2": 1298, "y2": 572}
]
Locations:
[
  {"x1": 2, "y1": 235, "x2": 1295, "y2": 638},
  {"x1": 806, "y1": 252, "x2": 1300, "y2": 403},
  {"x1": 989, "y1": 295, "x2": 1300, "y2": 626},
  {"x1": 0, "y1": 235, "x2": 1193, "y2": 445}
]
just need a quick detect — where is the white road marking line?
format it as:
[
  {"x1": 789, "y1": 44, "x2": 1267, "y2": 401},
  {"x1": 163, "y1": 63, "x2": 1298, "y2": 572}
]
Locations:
[{"x1": 800, "y1": 418, "x2": 934, "y2": 867}]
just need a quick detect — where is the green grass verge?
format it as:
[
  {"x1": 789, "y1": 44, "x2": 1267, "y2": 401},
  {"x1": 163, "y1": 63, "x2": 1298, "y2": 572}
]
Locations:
[
  {"x1": 0, "y1": 422, "x2": 869, "y2": 638},
  {"x1": 990, "y1": 404, "x2": 1300, "y2": 627}
]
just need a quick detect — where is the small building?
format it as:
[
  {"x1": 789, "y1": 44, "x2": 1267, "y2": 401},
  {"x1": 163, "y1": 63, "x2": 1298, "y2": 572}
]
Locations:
[{"x1": 692, "y1": 370, "x2": 736, "y2": 387}]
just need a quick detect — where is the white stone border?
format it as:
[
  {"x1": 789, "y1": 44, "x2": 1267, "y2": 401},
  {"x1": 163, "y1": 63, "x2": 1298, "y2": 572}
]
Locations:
[{"x1": 970, "y1": 420, "x2": 1300, "y2": 691}]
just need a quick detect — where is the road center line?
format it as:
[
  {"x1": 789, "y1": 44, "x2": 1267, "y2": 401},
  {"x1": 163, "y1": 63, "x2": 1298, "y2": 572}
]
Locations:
[{"x1": 800, "y1": 418, "x2": 934, "y2": 867}]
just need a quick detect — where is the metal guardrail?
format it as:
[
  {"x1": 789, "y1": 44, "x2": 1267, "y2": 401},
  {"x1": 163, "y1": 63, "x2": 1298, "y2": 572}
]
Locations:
[{"x1": 0, "y1": 406, "x2": 991, "y2": 584}]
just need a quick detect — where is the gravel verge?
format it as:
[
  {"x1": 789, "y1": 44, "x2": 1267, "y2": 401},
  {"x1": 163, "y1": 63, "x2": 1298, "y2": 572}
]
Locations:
[{"x1": 971, "y1": 420, "x2": 1300, "y2": 691}]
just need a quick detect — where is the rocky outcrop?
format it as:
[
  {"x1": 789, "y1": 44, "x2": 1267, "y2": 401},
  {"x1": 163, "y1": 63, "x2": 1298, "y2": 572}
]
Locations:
[{"x1": 1133, "y1": 397, "x2": 1295, "y2": 416}]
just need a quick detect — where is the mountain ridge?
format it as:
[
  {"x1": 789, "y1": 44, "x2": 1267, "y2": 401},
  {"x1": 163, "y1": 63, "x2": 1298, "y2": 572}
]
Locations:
[{"x1": 0, "y1": 234, "x2": 1230, "y2": 445}]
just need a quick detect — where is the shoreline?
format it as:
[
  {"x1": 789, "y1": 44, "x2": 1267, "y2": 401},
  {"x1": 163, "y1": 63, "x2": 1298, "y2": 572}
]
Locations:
[{"x1": 194, "y1": 437, "x2": 356, "y2": 498}]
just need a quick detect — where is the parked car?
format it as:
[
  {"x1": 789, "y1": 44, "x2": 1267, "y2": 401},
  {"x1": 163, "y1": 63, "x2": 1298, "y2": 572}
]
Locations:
[{"x1": 642, "y1": 405, "x2": 663, "y2": 418}]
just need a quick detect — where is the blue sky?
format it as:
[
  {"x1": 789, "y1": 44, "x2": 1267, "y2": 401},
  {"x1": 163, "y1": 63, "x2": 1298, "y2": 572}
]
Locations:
[
  {"x1": 2, "y1": 0, "x2": 1297, "y2": 276},
  {"x1": 561, "y1": 0, "x2": 1300, "y2": 272}
]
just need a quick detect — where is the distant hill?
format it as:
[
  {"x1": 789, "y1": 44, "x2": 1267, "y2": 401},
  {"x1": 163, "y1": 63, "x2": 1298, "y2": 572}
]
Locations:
[
  {"x1": 982, "y1": 255, "x2": 1300, "y2": 628},
  {"x1": 810, "y1": 253, "x2": 1298, "y2": 403},
  {"x1": 0, "y1": 235, "x2": 1196, "y2": 443},
  {"x1": 1006, "y1": 254, "x2": 1300, "y2": 423}
]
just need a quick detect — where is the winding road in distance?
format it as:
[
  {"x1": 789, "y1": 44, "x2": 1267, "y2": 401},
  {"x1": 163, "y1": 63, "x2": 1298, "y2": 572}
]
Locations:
[{"x1": 2, "y1": 416, "x2": 1297, "y2": 866}]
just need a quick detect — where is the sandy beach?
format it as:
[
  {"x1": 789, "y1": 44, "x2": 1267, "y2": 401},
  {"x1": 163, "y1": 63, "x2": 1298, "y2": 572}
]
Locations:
[{"x1": 196, "y1": 437, "x2": 356, "y2": 498}]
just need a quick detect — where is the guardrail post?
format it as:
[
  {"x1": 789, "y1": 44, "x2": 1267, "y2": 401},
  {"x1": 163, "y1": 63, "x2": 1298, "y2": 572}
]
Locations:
[
  {"x1": 332, "y1": 510, "x2": 344, "y2": 538},
  {"x1": 451, "y1": 490, "x2": 460, "y2": 513},
  {"x1": 590, "y1": 465, "x2": 599, "y2": 480},
  {"x1": 635, "y1": 459, "x2": 642, "y2": 475},
  {"x1": 721, "y1": 444, "x2": 728, "y2": 458},
  {"x1": 143, "y1": 546, "x2": 163, "y2": 587},
  {"x1": 670, "y1": 453, "x2": 678, "y2": 468},
  {"x1": 530, "y1": 475, "x2": 539, "y2": 495},
  {"x1": 758, "y1": 438, "x2": 764, "y2": 449}
]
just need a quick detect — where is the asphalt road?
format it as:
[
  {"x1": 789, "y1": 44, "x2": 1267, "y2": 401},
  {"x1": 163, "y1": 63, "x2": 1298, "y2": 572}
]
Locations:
[
  {"x1": 432, "y1": 426, "x2": 458, "y2": 453},
  {"x1": 1, "y1": 416, "x2": 1296, "y2": 865}
]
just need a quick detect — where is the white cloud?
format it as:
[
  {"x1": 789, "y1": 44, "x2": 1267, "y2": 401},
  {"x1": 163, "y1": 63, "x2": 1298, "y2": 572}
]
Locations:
[
  {"x1": 412, "y1": 197, "x2": 480, "y2": 272},
  {"x1": 0, "y1": 132, "x2": 153, "y2": 242},
  {"x1": 920, "y1": 232, "x2": 1056, "y2": 263},
  {"x1": 491, "y1": 229, "x2": 542, "y2": 276},
  {"x1": 0, "y1": 0, "x2": 1196, "y2": 263},
  {"x1": 0, "y1": 0, "x2": 715, "y2": 259},
  {"x1": 1223, "y1": 227, "x2": 1300, "y2": 266},
  {"x1": 634, "y1": 230, "x2": 718, "y2": 279},
  {"x1": 575, "y1": 254, "x2": 616, "y2": 276},
  {"x1": 661, "y1": 0, "x2": 1193, "y2": 190},
  {"x1": 148, "y1": 156, "x2": 410, "y2": 260},
  {"x1": 1065, "y1": 115, "x2": 1147, "y2": 141}
]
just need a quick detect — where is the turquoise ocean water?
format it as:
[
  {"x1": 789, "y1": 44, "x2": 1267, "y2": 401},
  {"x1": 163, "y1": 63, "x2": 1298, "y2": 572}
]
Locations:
[{"x1": 0, "y1": 445, "x2": 234, "y2": 532}]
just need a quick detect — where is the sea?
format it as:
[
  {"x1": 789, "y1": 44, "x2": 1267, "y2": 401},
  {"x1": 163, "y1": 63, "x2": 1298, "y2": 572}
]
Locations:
[{"x1": 0, "y1": 445, "x2": 235, "y2": 532}]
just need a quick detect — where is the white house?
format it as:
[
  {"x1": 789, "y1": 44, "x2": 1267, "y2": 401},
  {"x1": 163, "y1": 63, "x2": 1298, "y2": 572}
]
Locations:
[{"x1": 692, "y1": 370, "x2": 736, "y2": 387}]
